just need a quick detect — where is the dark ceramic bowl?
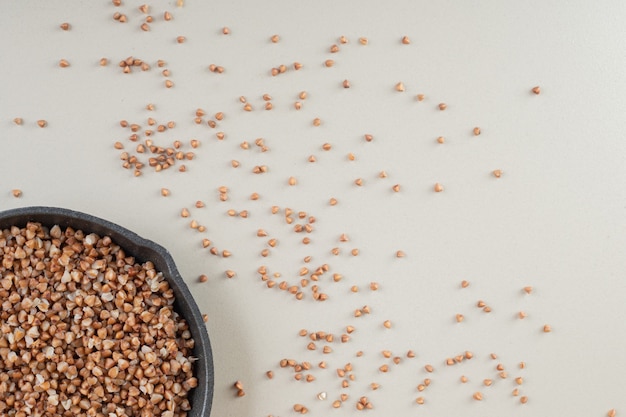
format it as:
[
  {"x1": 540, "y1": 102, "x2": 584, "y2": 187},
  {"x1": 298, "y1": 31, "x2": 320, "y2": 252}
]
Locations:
[{"x1": 0, "y1": 206, "x2": 213, "y2": 417}]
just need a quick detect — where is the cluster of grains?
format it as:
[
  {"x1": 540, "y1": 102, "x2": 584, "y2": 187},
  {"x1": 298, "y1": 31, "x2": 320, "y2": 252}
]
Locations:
[
  {"x1": 99, "y1": 56, "x2": 176, "y2": 89},
  {"x1": 111, "y1": 1, "x2": 175, "y2": 31},
  {"x1": 117, "y1": 56, "x2": 150, "y2": 73},
  {"x1": 0, "y1": 222, "x2": 197, "y2": 417},
  {"x1": 192, "y1": 108, "x2": 226, "y2": 138},
  {"x1": 232, "y1": 380, "x2": 245, "y2": 397},
  {"x1": 115, "y1": 113, "x2": 200, "y2": 176}
]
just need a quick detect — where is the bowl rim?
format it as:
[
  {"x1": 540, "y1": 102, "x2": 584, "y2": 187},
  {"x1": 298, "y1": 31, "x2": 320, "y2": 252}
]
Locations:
[{"x1": 0, "y1": 206, "x2": 213, "y2": 417}]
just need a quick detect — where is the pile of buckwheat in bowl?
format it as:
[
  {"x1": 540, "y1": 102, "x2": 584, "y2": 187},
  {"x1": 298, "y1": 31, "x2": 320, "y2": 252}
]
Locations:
[{"x1": 0, "y1": 207, "x2": 213, "y2": 417}]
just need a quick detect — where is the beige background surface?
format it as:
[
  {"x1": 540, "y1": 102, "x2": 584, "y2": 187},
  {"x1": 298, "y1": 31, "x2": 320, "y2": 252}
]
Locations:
[{"x1": 2, "y1": 1, "x2": 626, "y2": 416}]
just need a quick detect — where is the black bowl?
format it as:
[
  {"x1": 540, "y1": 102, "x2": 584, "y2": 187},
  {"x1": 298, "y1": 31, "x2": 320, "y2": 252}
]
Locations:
[{"x1": 0, "y1": 206, "x2": 213, "y2": 417}]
